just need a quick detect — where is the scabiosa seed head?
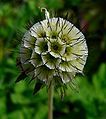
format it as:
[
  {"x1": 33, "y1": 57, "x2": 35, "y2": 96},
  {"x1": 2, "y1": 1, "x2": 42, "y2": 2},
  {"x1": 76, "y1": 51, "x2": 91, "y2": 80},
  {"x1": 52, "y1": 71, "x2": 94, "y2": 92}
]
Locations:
[{"x1": 16, "y1": 8, "x2": 88, "y2": 94}]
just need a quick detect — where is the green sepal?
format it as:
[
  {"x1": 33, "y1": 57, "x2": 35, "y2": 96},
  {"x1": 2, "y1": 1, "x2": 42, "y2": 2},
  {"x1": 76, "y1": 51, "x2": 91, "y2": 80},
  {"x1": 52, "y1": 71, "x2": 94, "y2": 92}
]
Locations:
[
  {"x1": 53, "y1": 76, "x2": 67, "y2": 100},
  {"x1": 33, "y1": 80, "x2": 45, "y2": 95},
  {"x1": 15, "y1": 72, "x2": 27, "y2": 83}
]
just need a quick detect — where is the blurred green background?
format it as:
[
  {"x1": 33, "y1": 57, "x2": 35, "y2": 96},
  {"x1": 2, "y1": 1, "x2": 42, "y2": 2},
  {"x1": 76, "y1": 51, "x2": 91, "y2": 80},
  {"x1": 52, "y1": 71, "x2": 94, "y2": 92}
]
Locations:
[{"x1": 0, "y1": 0, "x2": 106, "y2": 119}]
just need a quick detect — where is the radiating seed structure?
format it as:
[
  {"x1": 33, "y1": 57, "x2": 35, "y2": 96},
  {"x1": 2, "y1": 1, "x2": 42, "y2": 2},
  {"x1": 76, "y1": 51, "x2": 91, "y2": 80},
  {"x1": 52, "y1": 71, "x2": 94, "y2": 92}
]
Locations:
[{"x1": 18, "y1": 15, "x2": 88, "y2": 85}]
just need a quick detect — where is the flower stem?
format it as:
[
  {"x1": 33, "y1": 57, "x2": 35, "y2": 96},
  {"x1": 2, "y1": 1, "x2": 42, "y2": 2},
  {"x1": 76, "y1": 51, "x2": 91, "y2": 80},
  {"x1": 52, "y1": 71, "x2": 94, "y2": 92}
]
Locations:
[{"x1": 48, "y1": 83, "x2": 53, "y2": 119}]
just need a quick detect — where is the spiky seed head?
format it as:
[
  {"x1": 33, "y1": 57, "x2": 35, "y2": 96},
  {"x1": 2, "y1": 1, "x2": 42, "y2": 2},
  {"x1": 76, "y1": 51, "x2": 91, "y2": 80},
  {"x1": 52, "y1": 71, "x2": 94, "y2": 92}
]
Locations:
[{"x1": 17, "y1": 8, "x2": 88, "y2": 94}]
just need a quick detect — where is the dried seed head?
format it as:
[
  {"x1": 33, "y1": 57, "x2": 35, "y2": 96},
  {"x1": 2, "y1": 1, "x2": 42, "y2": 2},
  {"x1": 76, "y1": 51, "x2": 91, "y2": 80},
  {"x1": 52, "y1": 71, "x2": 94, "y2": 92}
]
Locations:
[{"x1": 17, "y1": 8, "x2": 88, "y2": 94}]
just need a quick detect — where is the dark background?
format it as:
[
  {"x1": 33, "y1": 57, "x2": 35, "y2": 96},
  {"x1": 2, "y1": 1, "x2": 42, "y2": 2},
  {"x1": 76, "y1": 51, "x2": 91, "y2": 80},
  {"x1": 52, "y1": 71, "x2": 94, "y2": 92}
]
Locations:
[{"x1": 0, "y1": 0, "x2": 106, "y2": 119}]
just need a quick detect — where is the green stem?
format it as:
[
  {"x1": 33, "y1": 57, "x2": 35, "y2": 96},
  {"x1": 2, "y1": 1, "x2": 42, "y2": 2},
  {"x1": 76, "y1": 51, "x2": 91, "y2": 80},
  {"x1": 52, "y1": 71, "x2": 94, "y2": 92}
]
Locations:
[{"x1": 48, "y1": 83, "x2": 53, "y2": 119}]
